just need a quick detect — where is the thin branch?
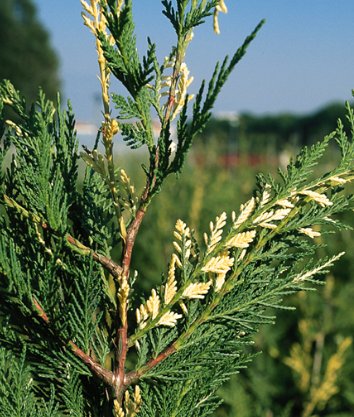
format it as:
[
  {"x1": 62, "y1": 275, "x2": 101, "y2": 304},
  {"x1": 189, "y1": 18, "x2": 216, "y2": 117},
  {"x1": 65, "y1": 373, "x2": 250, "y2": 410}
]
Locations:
[
  {"x1": 125, "y1": 344, "x2": 177, "y2": 385},
  {"x1": 65, "y1": 234, "x2": 123, "y2": 277},
  {"x1": 32, "y1": 297, "x2": 114, "y2": 387},
  {"x1": 111, "y1": 32, "x2": 193, "y2": 381},
  {"x1": 68, "y1": 341, "x2": 114, "y2": 386},
  {"x1": 121, "y1": 205, "x2": 148, "y2": 277},
  {"x1": 115, "y1": 327, "x2": 128, "y2": 402},
  {"x1": 123, "y1": 214, "x2": 305, "y2": 386},
  {"x1": 3, "y1": 194, "x2": 124, "y2": 277},
  {"x1": 32, "y1": 297, "x2": 50, "y2": 323},
  {"x1": 123, "y1": 277, "x2": 294, "y2": 385},
  {"x1": 114, "y1": 187, "x2": 150, "y2": 400}
]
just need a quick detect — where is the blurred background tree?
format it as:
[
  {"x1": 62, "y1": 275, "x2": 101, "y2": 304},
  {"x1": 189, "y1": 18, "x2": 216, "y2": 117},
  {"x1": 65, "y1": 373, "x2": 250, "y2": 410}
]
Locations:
[
  {"x1": 195, "y1": 103, "x2": 349, "y2": 153},
  {"x1": 0, "y1": 0, "x2": 60, "y2": 103}
]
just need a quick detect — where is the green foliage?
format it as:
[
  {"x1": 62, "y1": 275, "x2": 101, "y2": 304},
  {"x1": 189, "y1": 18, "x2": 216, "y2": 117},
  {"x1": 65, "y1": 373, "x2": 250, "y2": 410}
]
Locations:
[
  {"x1": 0, "y1": 81, "x2": 102, "y2": 415},
  {"x1": 100, "y1": 0, "x2": 154, "y2": 98},
  {"x1": 0, "y1": 80, "x2": 78, "y2": 232},
  {"x1": 0, "y1": 1, "x2": 354, "y2": 417},
  {"x1": 0, "y1": 348, "x2": 61, "y2": 417},
  {"x1": 132, "y1": 144, "x2": 354, "y2": 417}
]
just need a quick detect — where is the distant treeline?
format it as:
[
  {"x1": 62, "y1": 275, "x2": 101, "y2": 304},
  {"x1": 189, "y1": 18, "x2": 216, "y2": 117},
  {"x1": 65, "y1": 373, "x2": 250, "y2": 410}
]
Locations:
[{"x1": 196, "y1": 102, "x2": 352, "y2": 152}]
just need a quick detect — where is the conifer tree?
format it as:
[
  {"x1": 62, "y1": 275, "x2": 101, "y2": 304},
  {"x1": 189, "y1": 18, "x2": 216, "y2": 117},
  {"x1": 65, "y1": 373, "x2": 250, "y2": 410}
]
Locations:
[
  {"x1": 0, "y1": 1, "x2": 353, "y2": 416},
  {"x1": 0, "y1": 0, "x2": 60, "y2": 103}
]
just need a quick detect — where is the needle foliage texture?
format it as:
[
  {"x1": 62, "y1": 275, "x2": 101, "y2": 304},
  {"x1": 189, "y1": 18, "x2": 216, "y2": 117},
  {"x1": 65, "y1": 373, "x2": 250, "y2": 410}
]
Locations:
[{"x1": 0, "y1": 1, "x2": 354, "y2": 416}]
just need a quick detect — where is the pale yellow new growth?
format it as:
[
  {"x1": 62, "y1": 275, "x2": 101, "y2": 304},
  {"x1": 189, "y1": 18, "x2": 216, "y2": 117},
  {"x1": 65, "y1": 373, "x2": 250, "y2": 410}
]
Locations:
[
  {"x1": 174, "y1": 254, "x2": 182, "y2": 268},
  {"x1": 120, "y1": 169, "x2": 133, "y2": 191},
  {"x1": 299, "y1": 227, "x2": 321, "y2": 239},
  {"x1": 136, "y1": 304, "x2": 148, "y2": 328},
  {"x1": 171, "y1": 63, "x2": 194, "y2": 120},
  {"x1": 183, "y1": 281, "x2": 212, "y2": 299},
  {"x1": 253, "y1": 208, "x2": 291, "y2": 228},
  {"x1": 119, "y1": 168, "x2": 138, "y2": 212},
  {"x1": 232, "y1": 197, "x2": 256, "y2": 230},
  {"x1": 164, "y1": 254, "x2": 178, "y2": 304},
  {"x1": 134, "y1": 385, "x2": 142, "y2": 405},
  {"x1": 135, "y1": 307, "x2": 142, "y2": 326},
  {"x1": 146, "y1": 289, "x2": 160, "y2": 319},
  {"x1": 179, "y1": 301, "x2": 188, "y2": 315},
  {"x1": 215, "y1": 273, "x2": 226, "y2": 292},
  {"x1": 185, "y1": 29, "x2": 194, "y2": 43},
  {"x1": 300, "y1": 190, "x2": 333, "y2": 207},
  {"x1": 259, "y1": 222, "x2": 278, "y2": 230},
  {"x1": 275, "y1": 198, "x2": 295, "y2": 209},
  {"x1": 226, "y1": 230, "x2": 256, "y2": 249},
  {"x1": 205, "y1": 212, "x2": 227, "y2": 254},
  {"x1": 133, "y1": 385, "x2": 142, "y2": 415},
  {"x1": 2, "y1": 97, "x2": 13, "y2": 105},
  {"x1": 102, "y1": 119, "x2": 119, "y2": 141},
  {"x1": 293, "y1": 253, "x2": 345, "y2": 283},
  {"x1": 259, "y1": 184, "x2": 272, "y2": 207},
  {"x1": 80, "y1": 0, "x2": 124, "y2": 143},
  {"x1": 237, "y1": 249, "x2": 247, "y2": 262},
  {"x1": 158, "y1": 311, "x2": 182, "y2": 327},
  {"x1": 268, "y1": 208, "x2": 291, "y2": 221},
  {"x1": 136, "y1": 289, "x2": 161, "y2": 329},
  {"x1": 174, "y1": 219, "x2": 192, "y2": 261},
  {"x1": 159, "y1": 56, "x2": 175, "y2": 95},
  {"x1": 5, "y1": 120, "x2": 24, "y2": 137},
  {"x1": 122, "y1": 385, "x2": 142, "y2": 417},
  {"x1": 116, "y1": 0, "x2": 125, "y2": 15},
  {"x1": 324, "y1": 216, "x2": 336, "y2": 224},
  {"x1": 81, "y1": 0, "x2": 112, "y2": 117},
  {"x1": 118, "y1": 277, "x2": 129, "y2": 326},
  {"x1": 202, "y1": 254, "x2": 234, "y2": 274},
  {"x1": 161, "y1": 75, "x2": 172, "y2": 91},
  {"x1": 184, "y1": 238, "x2": 192, "y2": 260},
  {"x1": 329, "y1": 176, "x2": 347, "y2": 186},
  {"x1": 173, "y1": 241, "x2": 182, "y2": 253},
  {"x1": 213, "y1": 0, "x2": 228, "y2": 34},
  {"x1": 113, "y1": 400, "x2": 125, "y2": 417},
  {"x1": 175, "y1": 219, "x2": 190, "y2": 238}
]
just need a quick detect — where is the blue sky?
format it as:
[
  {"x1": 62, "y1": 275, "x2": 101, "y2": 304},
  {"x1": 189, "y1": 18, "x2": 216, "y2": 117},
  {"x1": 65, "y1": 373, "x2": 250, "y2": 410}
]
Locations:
[{"x1": 34, "y1": 1, "x2": 354, "y2": 123}]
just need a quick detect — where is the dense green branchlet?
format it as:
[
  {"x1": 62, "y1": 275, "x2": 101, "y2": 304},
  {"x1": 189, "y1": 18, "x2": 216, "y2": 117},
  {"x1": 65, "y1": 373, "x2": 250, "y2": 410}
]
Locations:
[{"x1": 0, "y1": 1, "x2": 353, "y2": 417}]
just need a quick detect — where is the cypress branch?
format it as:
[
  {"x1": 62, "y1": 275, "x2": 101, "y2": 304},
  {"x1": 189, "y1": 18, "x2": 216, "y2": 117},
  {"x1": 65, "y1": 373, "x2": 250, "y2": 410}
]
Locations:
[{"x1": 1, "y1": 2, "x2": 353, "y2": 417}]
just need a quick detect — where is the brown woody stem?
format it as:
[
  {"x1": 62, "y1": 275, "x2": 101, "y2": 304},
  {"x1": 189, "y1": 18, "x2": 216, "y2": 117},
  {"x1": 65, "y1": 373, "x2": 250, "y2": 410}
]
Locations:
[
  {"x1": 125, "y1": 344, "x2": 177, "y2": 385},
  {"x1": 65, "y1": 234, "x2": 123, "y2": 277},
  {"x1": 115, "y1": 327, "x2": 128, "y2": 401},
  {"x1": 32, "y1": 298, "x2": 49, "y2": 323},
  {"x1": 114, "y1": 188, "x2": 150, "y2": 400},
  {"x1": 32, "y1": 297, "x2": 114, "y2": 386},
  {"x1": 121, "y1": 206, "x2": 147, "y2": 276},
  {"x1": 69, "y1": 341, "x2": 114, "y2": 386}
]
